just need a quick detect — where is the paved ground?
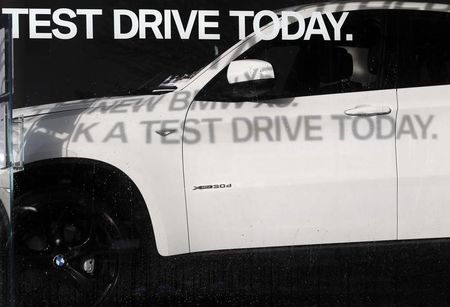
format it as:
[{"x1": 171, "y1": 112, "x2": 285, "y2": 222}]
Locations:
[{"x1": 113, "y1": 239, "x2": 450, "y2": 306}]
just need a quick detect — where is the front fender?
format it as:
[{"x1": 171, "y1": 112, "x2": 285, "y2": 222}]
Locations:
[{"x1": 18, "y1": 99, "x2": 190, "y2": 256}]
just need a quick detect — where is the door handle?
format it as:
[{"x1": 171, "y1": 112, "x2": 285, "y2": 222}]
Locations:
[{"x1": 344, "y1": 105, "x2": 392, "y2": 117}]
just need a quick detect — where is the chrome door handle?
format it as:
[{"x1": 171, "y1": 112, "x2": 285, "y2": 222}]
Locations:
[{"x1": 344, "y1": 105, "x2": 392, "y2": 117}]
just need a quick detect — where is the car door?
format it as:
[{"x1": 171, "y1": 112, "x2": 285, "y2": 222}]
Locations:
[
  {"x1": 396, "y1": 10, "x2": 450, "y2": 240},
  {"x1": 183, "y1": 10, "x2": 399, "y2": 253}
]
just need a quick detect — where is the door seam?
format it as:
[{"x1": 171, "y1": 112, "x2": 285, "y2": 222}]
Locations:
[
  {"x1": 181, "y1": 99, "x2": 196, "y2": 253},
  {"x1": 394, "y1": 88, "x2": 399, "y2": 240}
]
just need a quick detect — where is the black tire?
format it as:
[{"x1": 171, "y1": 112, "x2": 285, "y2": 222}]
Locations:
[{"x1": 13, "y1": 184, "x2": 155, "y2": 307}]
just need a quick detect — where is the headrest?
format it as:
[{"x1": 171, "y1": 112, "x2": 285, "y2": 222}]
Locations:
[{"x1": 319, "y1": 47, "x2": 353, "y2": 83}]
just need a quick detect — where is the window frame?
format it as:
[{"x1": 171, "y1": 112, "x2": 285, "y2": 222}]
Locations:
[{"x1": 195, "y1": 9, "x2": 400, "y2": 103}]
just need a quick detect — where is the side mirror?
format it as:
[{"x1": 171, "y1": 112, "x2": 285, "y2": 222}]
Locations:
[{"x1": 227, "y1": 59, "x2": 275, "y2": 85}]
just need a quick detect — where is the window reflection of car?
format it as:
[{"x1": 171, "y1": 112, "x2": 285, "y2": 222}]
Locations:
[{"x1": 11, "y1": 2, "x2": 450, "y2": 306}]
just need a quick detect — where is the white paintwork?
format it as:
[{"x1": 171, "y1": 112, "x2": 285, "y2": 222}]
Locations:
[
  {"x1": 12, "y1": 2, "x2": 450, "y2": 256},
  {"x1": 185, "y1": 91, "x2": 398, "y2": 252},
  {"x1": 397, "y1": 85, "x2": 450, "y2": 239},
  {"x1": 227, "y1": 60, "x2": 275, "y2": 84},
  {"x1": 17, "y1": 94, "x2": 192, "y2": 256}
]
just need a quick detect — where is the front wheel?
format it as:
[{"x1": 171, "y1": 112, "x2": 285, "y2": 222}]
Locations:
[{"x1": 14, "y1": 188, "x2": 150, "y2": 307}]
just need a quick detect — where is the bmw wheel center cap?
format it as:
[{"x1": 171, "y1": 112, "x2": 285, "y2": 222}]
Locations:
[{"x1": 53, "y1": 254, "x2": 66, "y2": 268}]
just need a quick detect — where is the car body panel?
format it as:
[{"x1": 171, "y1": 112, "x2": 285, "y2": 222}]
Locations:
[
  {"x1": 18, "y1": 93, "x2": 192, "y2": 256},
  {"x1": 185, "y1": 91, "x2": 398, "y2": 252},
  {"x1": 397, "y1": 85, "x2": 450, "y2": 239},
  {"x1": 12, "y1": 1, "x2": 450, "y2": 256}
]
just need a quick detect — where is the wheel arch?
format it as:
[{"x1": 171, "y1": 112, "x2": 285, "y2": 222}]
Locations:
[{"x1": 13, "y1": 157, "x2": 163, "y2": 254}]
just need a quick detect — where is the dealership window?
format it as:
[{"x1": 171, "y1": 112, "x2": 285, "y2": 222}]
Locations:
[
  {"x1": 196, "y1": 11, "x2": 397, "y2": 102},
  {"x1": 397, "y1": 11, "x2": 450, "y2": 88}
]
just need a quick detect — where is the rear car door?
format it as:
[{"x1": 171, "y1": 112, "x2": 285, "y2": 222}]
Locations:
[{"x1": 397, "y1": 9, "x2": 450, "y2": 240}]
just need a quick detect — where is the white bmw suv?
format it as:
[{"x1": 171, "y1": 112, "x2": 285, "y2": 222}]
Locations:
[{"x1": 11, "y1": 1, "x2": 450, "y2": 306}]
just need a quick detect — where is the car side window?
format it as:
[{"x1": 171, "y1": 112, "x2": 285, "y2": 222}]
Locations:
[
  {"x1": 397, "y1": 11, "x2": 450, "y2": 88},
  {"x1": 196, "y1": 10, "x2": 397, "y2": 102}
]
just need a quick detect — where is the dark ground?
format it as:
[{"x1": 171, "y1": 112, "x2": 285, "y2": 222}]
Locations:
[{"x1": 113, "y1": 239, "x2": 450, "y2": 306}]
